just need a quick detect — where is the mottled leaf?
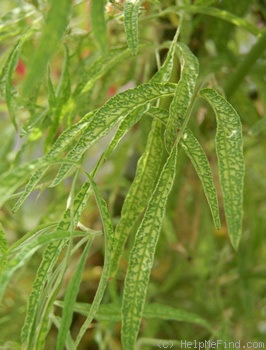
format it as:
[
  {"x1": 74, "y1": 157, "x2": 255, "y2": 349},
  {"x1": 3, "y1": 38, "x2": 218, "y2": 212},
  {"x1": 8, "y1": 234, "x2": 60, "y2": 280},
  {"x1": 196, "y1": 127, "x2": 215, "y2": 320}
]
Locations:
[
  {"x1": 124, "y1": 0, "x2": 142, "y2": 55},
  {"x1": 164, "y1": 42, "x2": 199, "y2": 151},
  {"x1": 122, "y1": 146, "x2": 177, "y2": 350},
  {"x1": 200, "y1": 88, "x2": 245, "y2": 249}
]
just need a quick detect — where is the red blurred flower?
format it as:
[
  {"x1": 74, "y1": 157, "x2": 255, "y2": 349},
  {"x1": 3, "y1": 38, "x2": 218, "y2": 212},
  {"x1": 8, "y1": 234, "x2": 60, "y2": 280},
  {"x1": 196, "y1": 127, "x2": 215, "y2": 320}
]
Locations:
[{"x1": 15, "y1": 59, "x2": 26, "y2": 77}]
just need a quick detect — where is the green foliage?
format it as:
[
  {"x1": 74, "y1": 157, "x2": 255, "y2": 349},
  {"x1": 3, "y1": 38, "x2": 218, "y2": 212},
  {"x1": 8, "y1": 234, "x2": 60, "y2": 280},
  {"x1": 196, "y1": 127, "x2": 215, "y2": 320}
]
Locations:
[{"x1": 0, "y1": 0, "x2": 265, "y2": 349}]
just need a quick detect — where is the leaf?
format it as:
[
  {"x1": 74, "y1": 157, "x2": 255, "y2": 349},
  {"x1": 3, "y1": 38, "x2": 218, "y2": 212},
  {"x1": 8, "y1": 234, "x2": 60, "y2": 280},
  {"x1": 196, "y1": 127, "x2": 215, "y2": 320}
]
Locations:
[
  {"x1": 21, "y1": 181, "x2": 92, "y2": 347},
  {"x1": 180, "y1": 129, "x2": 221, "y2": 229},
  {"x1": 12, "y1": 109, "x2": 94, "y2": 210},
  {"x1": 146, "y1": 107, "x2": 221, "y2": 229},
  {"x1": 22, "y1": 0, "x2": 72, "y2": 98},
  {"x1": 0, "y1": 224, "x2": 8, "y2": 276},
  {"x1": 164, "y1": 42, "x2": 199, "y2": 151},
  {"x1": 55, "y1": 302, "x2": 212, "y2": 331},
  {"x1": 74, "y1": 174, "x2": 114, "y2": 347},
  {"x1": 3, "y1": 31, "x2": 32, "y2": 129},
  {"x1": 52, "y1": 316, "x2": 76, "y2": 350},
  {"x1": 143, "y1": 303, "x2": 212, "y2": 330},
  {"x1": 199, "y1": 88, "x2": 245, "y2": 250},
  {"x1": 91, "y1": 0, "x2": 108, "y2": 54},
  {"x1": 56, "y1": 239, "x2": 93, "y2": 350},
  {"x1": 110, "y1": 120, "x2": 164, "y2": 277},
  {"x1": 121, "y1": 145, "x2": 177, "y2": 350},
  {"x1": 5, "y1": 41, "x2": 20, "y2": 129},
  {"x1": 45, "y1": 45, "x2": 71, "y2": 149},
  {"x1": 104, "y1": 104, "x2": 150, "y2": 159},
  {"x1": 124, "y1": 0, "x2": 142, "y2": 55},
  {"x1": 0, "y1": 228, "x2": 91, "y2": 302},
  {"x1": 51, "y1": 82, "x2": 176, "y2": 187},
  {"x1": 0, "y1": 159, "x2": 41, "y2": 209},
  {"x1": 110, "y1": 33, "x2": 180, "y2": 276}
]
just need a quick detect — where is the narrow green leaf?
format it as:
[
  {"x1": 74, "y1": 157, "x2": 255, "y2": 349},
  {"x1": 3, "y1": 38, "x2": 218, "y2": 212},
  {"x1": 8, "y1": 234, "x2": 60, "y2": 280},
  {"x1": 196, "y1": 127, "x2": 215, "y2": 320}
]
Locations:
[
  {"x1": 21, "y1": 181, "x2": 92, "y2": 347},
  {"x1": 199, "y1": 88, "x2": 245, "y2": 250},
  {"x1": 45, "y1": 46, "x2": 71, "y2": 149},
  {"x1": 150, "y1": 24, "x2": 180, "y2": 84},
  {"x1": 56, "y1": 239, "x2": 93, "y2": 350},
  {"x1": 110, "y1": 120, "x2": 164, "y2": 277},
  {"x1": 164, "y1": 42, "x2": 199, "y2": 151},
  {"x1": 110, "y1": 32, "x2": 179, "y2": 277},
  {"x1": 143, "y1": 303, "x2": 212, "y2": 330},
  {"x1": 47, "y1": 66, "x2": 57, "y2": 109},
  {"x1": 181, "y1": 129, "x2": 221, "y2": 229},
  {"x1": 12, "y1": 111, "x2": 93, "y2": 210},
  {"x1": 22, "y1": 0, "x2": 72, "y2": 98},
  {"x1": 0, "y1": 229, "x2": 91, "y2": 302},
  {"x1": 51, "y1": 82, "x2": 176, "y2": 187},
  {"x1": 0, "y1": 224, "x2": 8, "y2": 276},
  {"x1": 91, "y1": 0, "x2": 108, "y2": 54},
  {"x1": 5, "y1": 41, "x2": 20, "y2": 129},
  {"x1": 75, "y1": 174, "x2": 114, "y2": 347},
  {"x1": 52, "y1": 315, "x2": 76, "y2": 350},
  {"x1": 0, "y1": 159, "x2": 40, "y2": 208},
  {"x1": 55, "y1": 302, "x2": 212, "y2": 330},
  {"x1": 122, "y1": 146, "x2": 177, "y2": 350},
  {"x1": 104, "y1": 104, "x2": 149, "y2": 158},
  {"x1": 145, "y1": 106, "x2": 221, "y2": 228},
  {"x1": 124, "y1": 0, "x2": 142, "y2": 55}
]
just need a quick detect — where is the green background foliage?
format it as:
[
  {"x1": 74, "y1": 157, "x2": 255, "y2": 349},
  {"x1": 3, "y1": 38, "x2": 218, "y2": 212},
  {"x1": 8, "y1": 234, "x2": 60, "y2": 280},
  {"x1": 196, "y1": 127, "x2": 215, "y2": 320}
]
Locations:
[{"x1": 0, "y1": 0, "x2": 265, "y2": 349}]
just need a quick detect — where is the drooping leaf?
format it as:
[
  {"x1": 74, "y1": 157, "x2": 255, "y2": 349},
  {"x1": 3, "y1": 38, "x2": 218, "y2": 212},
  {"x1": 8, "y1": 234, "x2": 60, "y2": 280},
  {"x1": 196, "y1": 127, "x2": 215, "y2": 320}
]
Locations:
[
  {"x1": 147, "y1": 106, "x2": 221, "y2": 229},
  {"x1": 109, "y1": 120, "x2": 164, "y2": 277},
  {"x1": 164, "y1": 42, "x2": 199, "y2": 151},
  {"x1": 180, "y1": 129, "x2": 221, "y2": 229},
  {"x1": 124, "y1": 0, "x2": 142, "y2": 55},
  {"x1": 122, "y1": 145, "x2": 177, "y2": 350},
  {"x1": 110, "y1": 30, "x2": 180, "y2": 277},
  {"x1": 199, "y1": 88, "x2": 245, "y2": 250}
]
